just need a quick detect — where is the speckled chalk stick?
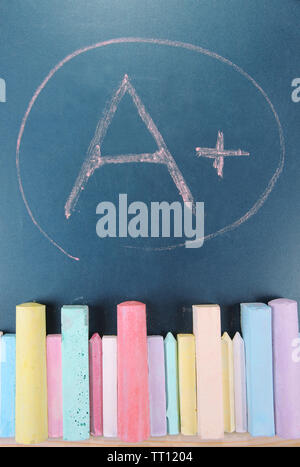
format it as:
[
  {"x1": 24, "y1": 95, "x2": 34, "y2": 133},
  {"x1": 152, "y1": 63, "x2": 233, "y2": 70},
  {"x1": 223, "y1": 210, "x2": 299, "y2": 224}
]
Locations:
[
  {"x1": 47, "y1": 335, "x2": 63, "y2": 438},
  {"x1": 89, "y1": 333, "x2": 103, "y2": 437},
  {"x1": 148, "y1": 336, "x2": 167, "y2": 436},
  {"x1": 192, "y1": 305, "x2": 223, "y2": 439},
  {"x1": 61, "y1": 305, "x2": 89, "y2": 441},
  {"x1": 241, "y1": 303, "x2": 275, "y2": 437},
  {"x1": 102, "y1": 336, "x2": 117, "y2": 437},
  {"x1": 164, "y1": 333, "x2": 180, "y2": 435},
  {"x1": 233, "y1": 332, "x2": 247, "y2": 433},
  {"x1": 269, "y1": 298, "x2": 300, "y2": 439},
  {"x1": 16, "y1": 302, "x2": 48, "y2": 445},
  {"x1": 0, "y1": 334, "x2": 16, "y2": 437},
  {"x1": 118, "y1": 301, "x2": 150, "y2": 442}
]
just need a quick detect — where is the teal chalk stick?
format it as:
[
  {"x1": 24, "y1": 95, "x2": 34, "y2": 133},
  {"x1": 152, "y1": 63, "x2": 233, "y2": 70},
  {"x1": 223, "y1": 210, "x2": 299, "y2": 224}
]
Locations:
[
  {"x1": 61, "y1": 305, "x2": 90, "y2": 441},
  {"x1": 0, "y1": 334, "x2": 16, "y2": 437},
  {"x1": 164, "y1": 333, "x2": 180, "y2": 435},
  {"x1": 241, "y1": 303, "x2": 275, "y2": 437}
]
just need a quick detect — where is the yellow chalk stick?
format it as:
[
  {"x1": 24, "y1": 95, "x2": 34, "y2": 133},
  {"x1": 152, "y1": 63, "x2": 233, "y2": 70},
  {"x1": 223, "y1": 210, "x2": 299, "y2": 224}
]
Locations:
[
  {"x1": 221, "y1": 332, "x2": 235, "y2": 433},
  {"x1": 177, "y1": 334, "x2": 197, "y2": 435},
  {"x1": 16, "y1": 302, "x2": 48, "y2": 444}
]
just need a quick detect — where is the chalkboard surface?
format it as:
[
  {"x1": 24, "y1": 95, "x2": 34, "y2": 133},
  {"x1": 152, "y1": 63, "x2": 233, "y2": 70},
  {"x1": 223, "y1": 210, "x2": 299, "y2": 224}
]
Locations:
[{"x1": 1, "y1": 0, "x2": 300, "y2": 336}]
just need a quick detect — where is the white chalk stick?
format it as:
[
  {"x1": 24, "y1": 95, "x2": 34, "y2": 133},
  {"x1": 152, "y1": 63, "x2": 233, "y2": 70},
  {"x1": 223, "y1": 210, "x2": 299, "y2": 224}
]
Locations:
[
  {"x1": 233, "y1": 332, "x2": 247, "y2": 433},
  {"x1": 102, "y1": 336, "x2": 117, "y2": 437}
]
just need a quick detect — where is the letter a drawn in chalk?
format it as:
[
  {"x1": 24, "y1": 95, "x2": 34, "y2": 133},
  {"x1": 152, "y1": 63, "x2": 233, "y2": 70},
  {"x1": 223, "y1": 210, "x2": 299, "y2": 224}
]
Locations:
[
  {"x1": 65, "y1": 74, "x2": 194, "y2": 219},
  {"x1": 0, "y1": 78, "x2": 6, "y2": 103}
]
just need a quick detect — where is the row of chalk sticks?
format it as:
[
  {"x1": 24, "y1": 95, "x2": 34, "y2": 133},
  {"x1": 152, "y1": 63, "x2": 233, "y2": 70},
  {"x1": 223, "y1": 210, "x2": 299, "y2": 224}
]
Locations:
[{"x1": 0, "y1": 298, "x2": 299, "y2": 444}]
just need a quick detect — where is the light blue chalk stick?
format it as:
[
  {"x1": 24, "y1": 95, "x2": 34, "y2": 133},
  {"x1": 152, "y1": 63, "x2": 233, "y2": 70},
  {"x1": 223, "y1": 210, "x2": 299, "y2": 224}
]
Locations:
[
  {"x1": 61, "y1": 305, "x2": 89, "y2": 441},
  {"x1": 0, "y1": 334, "x2": 16, "y2": 437},
  {"x1": 164, "y1": 332, "x2": 180, "y2": 435},
  {"x1": 241, "y1": 303, "x2": 275, "y2": 437}
]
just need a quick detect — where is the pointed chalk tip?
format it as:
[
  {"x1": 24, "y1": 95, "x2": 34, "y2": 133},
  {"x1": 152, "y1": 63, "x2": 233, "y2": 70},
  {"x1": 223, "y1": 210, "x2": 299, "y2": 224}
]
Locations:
[
  {"x1": 123, "y1": 73, "x2": 129, "y2": 81},
  {"x1": 90, "y1": 332, "x2": 101, "y2": 342},
  {"x1": 165, "y1": 332, "x2": 176, "y2": 343},
  {"x1": 233, "y1": 331, "x2": 243, "y2": 341},
  {"x1": 222, "y1": 332, "x2": 231, "y2": 341}
]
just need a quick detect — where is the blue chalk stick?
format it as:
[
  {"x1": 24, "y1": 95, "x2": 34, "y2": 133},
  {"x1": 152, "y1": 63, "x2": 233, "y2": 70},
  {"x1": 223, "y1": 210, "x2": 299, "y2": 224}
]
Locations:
[
  {"x1": 61, "y1": 305, "x2": 90, "y2": 441},
  {"x1": 0, "y1": 334, "x2": 16, "y2": 437},
  {"x1": 164, "y1": 333, "x2": 180, "y2": 435},
  {"x1": 241, "y1": 303, "x2": 275, "y2": 437}
]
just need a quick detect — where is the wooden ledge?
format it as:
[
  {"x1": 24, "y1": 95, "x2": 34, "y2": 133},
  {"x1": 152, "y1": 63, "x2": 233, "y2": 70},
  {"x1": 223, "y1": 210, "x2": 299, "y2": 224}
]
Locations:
[{"x1": 0, "y1": 433, "x2": 299, "y2": 447}]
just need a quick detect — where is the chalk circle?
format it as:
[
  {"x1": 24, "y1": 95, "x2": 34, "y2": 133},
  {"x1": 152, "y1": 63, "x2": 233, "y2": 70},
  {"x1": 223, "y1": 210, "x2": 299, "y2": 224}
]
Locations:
[{"x1": 16, "y1": 38, "x2": 285, "y2": 260}]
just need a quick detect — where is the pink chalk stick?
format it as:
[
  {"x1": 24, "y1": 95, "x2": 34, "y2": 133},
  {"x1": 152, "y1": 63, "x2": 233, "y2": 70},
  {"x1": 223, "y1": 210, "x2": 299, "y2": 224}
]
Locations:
[
  {"x1": 89, "y1": 333, "x2": 103, "y2": 437},
  {"x1": 47, "y1": 334, "x2": 63, "y2": 438},
  {"x1": 117, "y1": 301, "x2": 150, "y2": 443}
]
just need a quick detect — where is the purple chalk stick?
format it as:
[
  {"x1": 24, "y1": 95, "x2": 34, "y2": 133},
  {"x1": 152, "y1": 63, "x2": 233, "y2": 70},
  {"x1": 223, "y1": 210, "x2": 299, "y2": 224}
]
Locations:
[
  {"x1": 147, "y1": 336, "x2": 167, "y2": 436},
  {"x1": 269, "y1": 298, "x2": 300, "y2": 439}
]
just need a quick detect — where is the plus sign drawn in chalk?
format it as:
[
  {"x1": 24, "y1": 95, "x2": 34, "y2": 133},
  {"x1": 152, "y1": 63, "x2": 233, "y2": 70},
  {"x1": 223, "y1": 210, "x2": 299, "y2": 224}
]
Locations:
[{"x1": 195, "y1": 131, "x2": 249, "y2": 178}]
